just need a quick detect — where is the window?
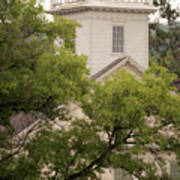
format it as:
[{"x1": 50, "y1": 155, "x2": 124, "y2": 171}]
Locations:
[{"x1": 112, "y1": 26, "x2": 124, "y2": 53}]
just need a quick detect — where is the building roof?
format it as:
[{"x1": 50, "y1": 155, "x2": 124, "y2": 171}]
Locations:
[
  {"x1": 90, "y1": 56, "x2": 145, "y2": 80},
  {"x1": 90, "y1": 57, "x2": 127, "y2": 80},
  {"x1": 0, "y1": 112, "x2": 38, "y2": 135},
  {"x1": 49, "y1": 0, "x2": 156, "y2": 15}
]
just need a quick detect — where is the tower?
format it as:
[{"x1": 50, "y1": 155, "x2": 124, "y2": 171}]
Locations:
[
  {"x1": 49, "y1": 1, "x2": 156, "y2": 180},
  {"x1": 50, "y1": 0, "x2": 155, "y2": 75}
]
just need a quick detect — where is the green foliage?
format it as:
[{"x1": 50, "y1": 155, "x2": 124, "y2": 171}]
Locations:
[
  {"x1": 0, "y1": 0, "x2": 89, "y2": 125},
  {"x1": 153, "y1": 0, "x2": 179, "y2": 22},
  {"x1": 1, "y1": 61, "x2": 180, "y2": 179},
  {"x1": 150, "y1": 1, "x2": 180, "y2": 76},
  {"x1": 149, "y1": 23, "x2": 180, "y2": 76},
  {"x1": 0, "y1": 0, "x2": 180, "y2": 179},
  {"x1": 54, "y1": 15, "x2": 80, "y2": 52},
  {"x1": 0, "y1": 0, "x2": 90, "y2": 177},
  {"x1": 82, "y1": 66, "x2": 180, "y2": 179},
  {"x1": 150, "y1": 2, "x2": 180, "y2": 172}
]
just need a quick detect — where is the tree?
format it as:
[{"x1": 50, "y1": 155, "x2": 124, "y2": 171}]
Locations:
[
  {"x1": 81, "y1": 66, "x2": 180, "y2": 180},
  {"x1": 149, "y1": 0, "x2": 180, "y2": 76},
  {"x1": 0, "y1": 0, "x2": 89, "y2": 126},
  {"x1": 0, "y1": 0, "x2": 90, "y2": 174},
  {"x1": 1, "y1": 64, "x2": 180, "y2": 179},
  {"x1": 0, "y1": 0, "x2": 180, "y2": 179},
  {"x1": 153, "y1": 0, "x2": 179, "y2": 24}
]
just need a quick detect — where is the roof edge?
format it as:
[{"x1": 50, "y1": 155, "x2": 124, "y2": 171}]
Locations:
[
  {"x1": 48, "y1": 5, "x2": 156, "y2": 15},
  {"x1": 90, "y1": 56, "x2": 145, "y2": 80}
]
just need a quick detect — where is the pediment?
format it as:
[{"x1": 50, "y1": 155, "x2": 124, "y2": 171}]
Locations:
[{"x1": 90, "y1": 56, "x2": 145, "y2": 81}]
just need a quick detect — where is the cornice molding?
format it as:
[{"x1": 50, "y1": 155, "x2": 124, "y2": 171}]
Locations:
[
  {"x1": 48, "y1": 5, "x2": 156, "y2": 16},
  {"x1": 64, "y1": 11, "x2": 148, "y2": 22}
]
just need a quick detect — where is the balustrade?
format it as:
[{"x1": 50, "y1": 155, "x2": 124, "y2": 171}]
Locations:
[
  {"x1": 51, "y1": 0, "x2": 153, "y2": 9},
  {"x1": 51, "y1": 0, "x2": 84, "y2": 7}
]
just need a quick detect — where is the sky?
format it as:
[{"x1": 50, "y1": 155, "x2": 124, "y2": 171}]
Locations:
[
  {"x1": 172, "y1": 0, "x2": 180, "y2": 7},
  {"x1": 151, "y1": 0, "x2": 180, "y2": 23}
]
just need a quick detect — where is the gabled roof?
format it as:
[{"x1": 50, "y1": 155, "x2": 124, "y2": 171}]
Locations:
[{"x1": 90, "y1": 56, "x2": 145, "y2": 80}]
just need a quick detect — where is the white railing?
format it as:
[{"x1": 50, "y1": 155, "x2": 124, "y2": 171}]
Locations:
[
  {"x1": 51, "y1": 0, "x2": 153, "y2": 9},
  {"x1": 51, "y1": 0, "x2": 84, "y2": 8}
]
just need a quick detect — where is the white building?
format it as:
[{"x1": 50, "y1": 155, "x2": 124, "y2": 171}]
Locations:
[
  {"x1": 49, "y1": 1, "x2": 158, "y2": 180},
  {"x1": 50, "y1": 0, "x2": 155, "y2": 76}
]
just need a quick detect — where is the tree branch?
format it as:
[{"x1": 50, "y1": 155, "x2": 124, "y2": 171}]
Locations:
[
  {"x1": 0, "y1": 122, "x2": 39, "y2": 163},
  {"x1": 65, "y1": 128, "x2": 117, "y2": 180}
]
